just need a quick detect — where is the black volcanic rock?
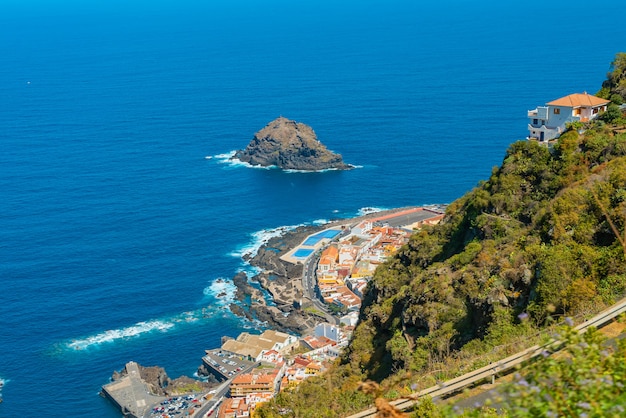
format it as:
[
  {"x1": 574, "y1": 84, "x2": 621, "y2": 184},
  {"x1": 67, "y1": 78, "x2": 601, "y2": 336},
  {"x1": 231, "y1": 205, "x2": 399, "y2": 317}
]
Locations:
[{"x1": 232, "y1": 117, "x2": 352, "y2": 171}]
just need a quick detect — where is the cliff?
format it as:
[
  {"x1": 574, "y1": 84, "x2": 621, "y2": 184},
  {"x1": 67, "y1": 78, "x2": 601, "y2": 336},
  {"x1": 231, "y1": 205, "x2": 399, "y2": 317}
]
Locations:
[
  {"x1": 232, "y1": 117, "x2": 353, "y2": 171},
  {"x1": 257, "y1": 54, "x2": 626, "y2": 415}
]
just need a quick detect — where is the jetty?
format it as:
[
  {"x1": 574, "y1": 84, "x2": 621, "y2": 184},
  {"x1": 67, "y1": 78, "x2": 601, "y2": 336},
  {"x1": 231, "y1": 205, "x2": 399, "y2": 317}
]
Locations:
[{"x1": 101, "y1": 361, "x2": 166, "y2": 418}]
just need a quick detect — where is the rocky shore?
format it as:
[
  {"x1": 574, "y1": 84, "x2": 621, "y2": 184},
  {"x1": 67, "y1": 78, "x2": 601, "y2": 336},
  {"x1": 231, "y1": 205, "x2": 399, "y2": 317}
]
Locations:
[
  {"x1": 102, "y1": 206, "x2": 445, "y2": 415},
  {"x1": 229, "y1": 224, "x2": 326, "y2": 334}
]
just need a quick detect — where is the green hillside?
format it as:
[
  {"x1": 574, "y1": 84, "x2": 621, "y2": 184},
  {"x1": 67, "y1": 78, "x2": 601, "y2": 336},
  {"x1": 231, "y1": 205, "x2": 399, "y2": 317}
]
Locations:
[{"x1": 256, "y1": 53, "x2": 626, "y2": 418}]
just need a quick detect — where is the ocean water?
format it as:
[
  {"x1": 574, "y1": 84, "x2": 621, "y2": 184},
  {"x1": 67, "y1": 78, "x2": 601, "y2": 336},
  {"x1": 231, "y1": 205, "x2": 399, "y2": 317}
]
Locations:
[{"x1": 1, "y1": 0, "x2": 626, "y2": 415}]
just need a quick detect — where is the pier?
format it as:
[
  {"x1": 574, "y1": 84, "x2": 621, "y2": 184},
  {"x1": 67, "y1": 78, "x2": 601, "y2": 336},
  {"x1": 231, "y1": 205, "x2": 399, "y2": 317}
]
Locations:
[{"x1": 101, "y1": 361, "x2": 166, "y2": 418}]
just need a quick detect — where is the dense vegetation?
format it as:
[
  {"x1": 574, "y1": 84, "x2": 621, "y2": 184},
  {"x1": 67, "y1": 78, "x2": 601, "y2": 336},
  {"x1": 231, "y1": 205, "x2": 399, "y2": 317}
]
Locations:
[{"x1": 256, "y1": 53, "x2": 626, "y2": 418}]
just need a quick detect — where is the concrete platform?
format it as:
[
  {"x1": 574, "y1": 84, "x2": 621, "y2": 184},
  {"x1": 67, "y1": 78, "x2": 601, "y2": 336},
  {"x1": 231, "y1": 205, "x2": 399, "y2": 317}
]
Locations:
[{"x1": 101, "y1": 361, "x2": 166, "y2": 418}]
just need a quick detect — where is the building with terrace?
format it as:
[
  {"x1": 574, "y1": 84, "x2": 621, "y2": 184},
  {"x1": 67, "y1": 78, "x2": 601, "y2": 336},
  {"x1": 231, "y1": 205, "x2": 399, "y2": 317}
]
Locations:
[
  {"x1": 229, "y1": 368, "x2": 283, "y2": 397},
  {"x1": 221, "y1": 330, "x2": 298, "y2": 362},
  {"x1": 528, "y1": 92, "x2": 610, "y2": 141}
]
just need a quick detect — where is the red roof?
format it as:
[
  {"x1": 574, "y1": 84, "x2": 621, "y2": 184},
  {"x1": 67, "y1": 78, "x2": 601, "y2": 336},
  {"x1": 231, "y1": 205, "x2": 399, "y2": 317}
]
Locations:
[{"x1": 547, "y1": 92, "x2": 610, "y2": 108}]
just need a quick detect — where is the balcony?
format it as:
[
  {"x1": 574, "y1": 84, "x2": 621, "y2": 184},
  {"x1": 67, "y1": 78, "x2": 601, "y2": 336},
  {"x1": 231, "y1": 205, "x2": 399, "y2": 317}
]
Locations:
[{"x1": 528, "y1": 106, "x2": 549, "y2": 119}]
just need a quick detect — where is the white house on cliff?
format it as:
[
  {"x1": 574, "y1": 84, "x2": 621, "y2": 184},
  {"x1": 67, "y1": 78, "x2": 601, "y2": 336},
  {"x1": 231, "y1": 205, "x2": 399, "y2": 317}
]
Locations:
[{"x1": 528, "y1": 92, "x2": 610, "y2": 141}]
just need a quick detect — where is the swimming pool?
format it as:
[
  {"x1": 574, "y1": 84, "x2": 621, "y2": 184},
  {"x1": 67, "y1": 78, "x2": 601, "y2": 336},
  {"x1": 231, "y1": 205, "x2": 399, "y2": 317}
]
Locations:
[
  {"x1": 293, "y1": 248, "x2": 314, "y2": 258},
  {"x1": 302, "y1": 229, "x2": 341, "y2": 246}
]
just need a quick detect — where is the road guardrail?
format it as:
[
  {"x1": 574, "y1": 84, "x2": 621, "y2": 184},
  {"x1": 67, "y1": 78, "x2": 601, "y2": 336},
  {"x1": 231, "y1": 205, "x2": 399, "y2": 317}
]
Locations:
[{"x1": 348, "y1": 297, "x2": 626, "y2": 417}]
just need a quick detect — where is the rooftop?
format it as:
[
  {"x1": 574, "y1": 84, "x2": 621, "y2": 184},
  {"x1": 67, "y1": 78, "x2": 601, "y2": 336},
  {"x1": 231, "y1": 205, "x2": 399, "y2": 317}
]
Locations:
[{"x1": 546, "y1": 92, "x2": 610, "y2": 108}]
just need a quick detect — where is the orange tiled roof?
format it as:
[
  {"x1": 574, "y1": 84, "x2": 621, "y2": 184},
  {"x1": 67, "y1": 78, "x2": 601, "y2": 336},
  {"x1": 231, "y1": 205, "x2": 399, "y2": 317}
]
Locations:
[
  {"x1": 307, "y1": 361, "x2": 322, "y2": 370},
  {"x1": 232, "y1": 374, "x2": 254, "y2": 384},
  {"x1": 546, "y1": 93, "x2": 610, "y2": 108},
  {"x1": 293, "y1": 356, "x2": 311, "y2": 367},
  {"x1": 256, "y1": 374, "x2": 274, "y2": 384},
  {"x1": 321, "y1": 245, "x2": 338, "y2": 259}
]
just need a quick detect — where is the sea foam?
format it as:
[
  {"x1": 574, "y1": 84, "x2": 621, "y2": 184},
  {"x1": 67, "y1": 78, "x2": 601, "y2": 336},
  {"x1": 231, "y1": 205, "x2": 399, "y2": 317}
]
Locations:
[
  {"x1": 229, "y1": 224, "x2": 302, "y2": 260},
  {"x1": 67, "y1": 320, "x2": 175, "y2": 350},
  {"x1": 214, "y1": 151, "x2": 275, "y2": 170},
  {"x1": 203, "y1": 277, "x2": 237, "y2": 305},
  {"x1": 0, "y1": 377, "x2": 7, "y2": 401},
  {"x1": 283, "y1": 164, "x2": 360, "y2": 173},
  {"x1": 357, "y1": 206, "x2": 387, "y2": 216}
]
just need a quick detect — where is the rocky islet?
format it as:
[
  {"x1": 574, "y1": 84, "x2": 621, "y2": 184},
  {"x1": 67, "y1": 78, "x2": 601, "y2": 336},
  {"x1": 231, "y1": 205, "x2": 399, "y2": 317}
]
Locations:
[{"x1": 232, "y1": 117, "x2": 353, "y2": 171}]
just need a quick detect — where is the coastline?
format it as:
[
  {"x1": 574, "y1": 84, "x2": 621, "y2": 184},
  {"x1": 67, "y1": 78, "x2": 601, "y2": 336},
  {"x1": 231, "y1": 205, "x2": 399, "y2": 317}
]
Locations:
[
  {"x1": 101, "y1": 205, "x2": 447, "y2": 416},
  {"x1": 229, "y1": 205, "x2": 447, "y2": 335}
]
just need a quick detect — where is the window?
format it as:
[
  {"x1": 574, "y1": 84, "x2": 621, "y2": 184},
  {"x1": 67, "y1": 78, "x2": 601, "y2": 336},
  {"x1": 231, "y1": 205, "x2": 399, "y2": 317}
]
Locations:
[
  {"x1": 593, "y1": 108, "x2": 599, "y2": 114},
  {"x1": 574, "y1": 108, "x2": 581, "y2": 115},
  {"x1": 553, "y1": 108, "x2": 560, "y2": 115},
  {"x1": 533, "y1": 119, "x2": 538, "y2": 125}
]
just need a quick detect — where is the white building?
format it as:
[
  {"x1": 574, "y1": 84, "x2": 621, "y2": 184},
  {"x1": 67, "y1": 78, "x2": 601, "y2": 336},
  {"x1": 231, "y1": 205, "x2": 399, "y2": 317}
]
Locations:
[
  {"x1": 315, "y1": 323, "x2": 341, "y2": 342},
  {"x1": 340, "y1": 311, "x2": 359, "y2": 327},
  {"x1": 528, "y1": 92, "x2": 609, "y2": 141}
]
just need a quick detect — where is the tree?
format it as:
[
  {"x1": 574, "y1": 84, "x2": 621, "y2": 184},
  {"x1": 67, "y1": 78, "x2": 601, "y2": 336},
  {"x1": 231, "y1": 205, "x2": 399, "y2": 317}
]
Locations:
[
  {"x1": 598, "y1": 103, "x2": 625, "y2": 124},
  {"x1": 499, "y1": 324, "x2": 626, "y2": 417},
  {"x1": 601, "y1": 52, "x2": 626, "y2": 101}
]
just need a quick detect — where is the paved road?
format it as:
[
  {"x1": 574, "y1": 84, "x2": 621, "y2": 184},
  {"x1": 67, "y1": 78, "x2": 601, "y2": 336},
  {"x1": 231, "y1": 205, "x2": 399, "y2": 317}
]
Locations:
[
  {"x1": 302, "y1": 253, "x2": 339, "y2": 324},
  {"x1": 375, "y1": 209, "x2": 443, "y2": 228}
]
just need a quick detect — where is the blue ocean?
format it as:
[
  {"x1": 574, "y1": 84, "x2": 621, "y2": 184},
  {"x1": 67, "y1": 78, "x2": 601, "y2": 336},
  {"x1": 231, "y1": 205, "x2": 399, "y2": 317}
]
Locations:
[{"x1": 1, "y1": 0, "x2": 625, "y2": 415}]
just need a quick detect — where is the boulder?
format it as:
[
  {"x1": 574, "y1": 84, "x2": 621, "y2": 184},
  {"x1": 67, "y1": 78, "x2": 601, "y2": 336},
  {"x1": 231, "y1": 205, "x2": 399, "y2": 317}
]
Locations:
[{"x1": 232, "y1": 117, "x2": 353, "y2": 171}]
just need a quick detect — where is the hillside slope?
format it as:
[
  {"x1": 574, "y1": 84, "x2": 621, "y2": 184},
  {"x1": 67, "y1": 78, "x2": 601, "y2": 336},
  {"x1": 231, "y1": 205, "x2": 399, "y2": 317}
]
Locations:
[{"x1": 256, "y1": 54, "x2": 626, "y2": 418}]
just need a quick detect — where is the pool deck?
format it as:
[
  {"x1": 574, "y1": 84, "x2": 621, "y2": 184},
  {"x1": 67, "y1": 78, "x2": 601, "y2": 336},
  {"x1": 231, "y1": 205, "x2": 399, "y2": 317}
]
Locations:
[{"x1": 281, "y1": 227, "x2": 344, "y2": 264}]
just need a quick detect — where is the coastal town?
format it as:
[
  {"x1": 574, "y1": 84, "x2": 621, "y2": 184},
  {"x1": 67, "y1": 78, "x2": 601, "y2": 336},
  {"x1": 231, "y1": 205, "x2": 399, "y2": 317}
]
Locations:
[{"x1": 102, "y1": 206, "x2": 445, "y2": 418}]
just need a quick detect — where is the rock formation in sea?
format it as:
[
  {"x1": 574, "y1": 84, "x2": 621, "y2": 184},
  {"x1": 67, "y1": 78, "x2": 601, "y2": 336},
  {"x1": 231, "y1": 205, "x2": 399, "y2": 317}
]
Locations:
[{"x1": 232, "y1": 117, "x2": 353, "y2": 171}]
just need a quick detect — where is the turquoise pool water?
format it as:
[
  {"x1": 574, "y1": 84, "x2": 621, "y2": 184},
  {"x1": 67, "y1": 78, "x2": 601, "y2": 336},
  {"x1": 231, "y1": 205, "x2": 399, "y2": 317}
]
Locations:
[
  {"x1": 294, "y1": 248, "x2": 314, "y2": 258},
  {"x1": 302, "y1": 230, "x2": 341, "y2": 246}
]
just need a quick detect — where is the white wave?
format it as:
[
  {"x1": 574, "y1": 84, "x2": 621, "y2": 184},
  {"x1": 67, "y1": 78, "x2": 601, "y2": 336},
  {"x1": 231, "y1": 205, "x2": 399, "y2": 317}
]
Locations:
[
  {"x1": 312, "y1": 219, "x2": 329, "y2": 225},
  {"x1": 214, "y1": 151, "x2": 357, "y2": 172},
  {"x1": 67, "y1": 320, "x2": 175, "y2": 350},
  {"x1": 204, "y1": 155, "x2": 213, "y2": 160},
  {"x1": 203, "y1": 278, "x2": 237, "y2": 305},
  {"x1": 213, "y1": 150, "x2": 236, "y2": 161},
  {"x1": 230, "y1": 158, "x2": 276, "y2": 170},
  {"x1": 214, "y1": 151, "x2": 276, "y2": 170},
  {"x1": 0, "y1": 376, "x2": 7, "y2": 399},
  {"x1": 237, "y1": 264, "x2": 262, "y2": 278},
  {"x1": 178, "y1": 311, "x2": 201, "y2": 323},
  {"x1": 357, "y1": 207, "x2": 387, "y2": 216},
  {"x1": 283, "y1": 165, "x2": 355, "y2": 174},
  {"x1": 283, "y1": 168, "x2": 327, "y2": 173},
  {"x1": 230, "y1": 224, "x2": 301, "y2": 260},
  {"x1": 281, "y1": 162, "x2": 360, "y2": 173}
]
